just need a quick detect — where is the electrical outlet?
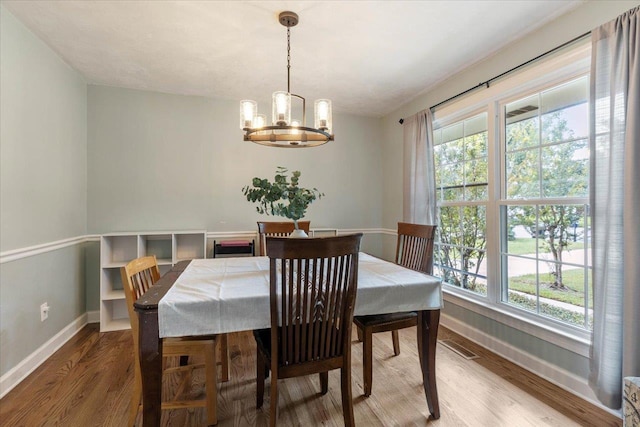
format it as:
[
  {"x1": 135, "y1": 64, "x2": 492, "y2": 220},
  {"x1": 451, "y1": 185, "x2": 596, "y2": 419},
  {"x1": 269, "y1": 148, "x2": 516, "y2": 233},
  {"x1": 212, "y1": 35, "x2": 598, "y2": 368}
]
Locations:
[{"x1": 40, "y1": 302, "x2": 49, "y2": 322}]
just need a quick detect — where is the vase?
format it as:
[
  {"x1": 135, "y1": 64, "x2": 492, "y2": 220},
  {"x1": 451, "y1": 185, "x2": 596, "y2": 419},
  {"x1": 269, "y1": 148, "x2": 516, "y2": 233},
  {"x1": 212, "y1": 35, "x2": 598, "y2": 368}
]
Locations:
[{"x1": 290, "y1": 228, "x2": 308, "y2": 238}]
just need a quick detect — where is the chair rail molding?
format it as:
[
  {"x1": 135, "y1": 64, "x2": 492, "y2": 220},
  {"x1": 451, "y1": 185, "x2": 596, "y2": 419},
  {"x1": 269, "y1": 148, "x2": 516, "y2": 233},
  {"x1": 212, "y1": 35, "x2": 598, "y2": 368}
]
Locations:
[
  {"x1": 206, "y1": 228, "x2": 396, "y2": 240},
  {"x1": 0, "y1": 235, "x2": 100, "y2": 264}
]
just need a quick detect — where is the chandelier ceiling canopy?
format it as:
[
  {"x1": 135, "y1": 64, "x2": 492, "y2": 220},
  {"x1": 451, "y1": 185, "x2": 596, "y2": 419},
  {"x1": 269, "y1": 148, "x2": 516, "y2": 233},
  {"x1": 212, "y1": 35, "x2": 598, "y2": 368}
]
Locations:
[{"x1": 240, "y1": 11, "x2": 334, "y2": 148}]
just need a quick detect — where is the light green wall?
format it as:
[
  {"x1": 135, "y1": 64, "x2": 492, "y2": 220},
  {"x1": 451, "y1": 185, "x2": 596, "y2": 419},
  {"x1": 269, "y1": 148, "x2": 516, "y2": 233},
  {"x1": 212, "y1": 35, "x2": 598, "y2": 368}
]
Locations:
[
  {"x1": 0, "y1": 246, "x2": 86, "y2": 375},
  {"x1": 380, "y1": 0, "x2": 639, "y2": 386},
  {"x1": 0, "y1": 6, "x2": 87, "y2": 251},
  {"x1": 87, "y1": 85, "x2": 383, "y2": 234},
  {"x1": 84, "y1": 241, "x2": 101, "y2": 312},
  {"x1": 0, "y1": 6, "x2": 87, "y2": 377}
]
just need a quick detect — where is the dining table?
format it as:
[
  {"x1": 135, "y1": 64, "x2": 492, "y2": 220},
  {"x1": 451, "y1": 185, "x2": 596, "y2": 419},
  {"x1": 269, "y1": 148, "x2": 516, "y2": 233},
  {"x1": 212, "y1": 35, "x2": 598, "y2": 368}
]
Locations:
[{"x1": 134, "y1": 252, "x2": 442, "y2": 426}]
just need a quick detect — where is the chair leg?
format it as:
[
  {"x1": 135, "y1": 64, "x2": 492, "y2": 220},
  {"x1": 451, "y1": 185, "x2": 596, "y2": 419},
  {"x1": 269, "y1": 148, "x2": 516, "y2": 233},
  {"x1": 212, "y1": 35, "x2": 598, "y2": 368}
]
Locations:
[
  {"x1": 204, "y1": 340, "x2": 218, "y2": 426},
  {"x1": 356, "y1": 325, "x2": 363, "y2": 342},
  {"x1": 269, "y1": 372, "x2": 279, "y2": 427},
  {"x1": 341, "y1": 366, "x2": 355, "y2": 427},
  {"x1": 319, "y1": 371, "x2": 329, "y2": 395},
  {"x1": 256, "y1": 352, "x2": 265, "y2": 408},
  {"x1": 220, "y1": 334, "x2": 229, "y2": 382},
  {"x1": 129, "y1": 362, "x2": 142, "y2": 426},
  {"x1": 362, "y1": 327, "x2": 373, "y2": 397},
  {"x1": 392, "y1": 330, "x2": 401, "y2": 356}
]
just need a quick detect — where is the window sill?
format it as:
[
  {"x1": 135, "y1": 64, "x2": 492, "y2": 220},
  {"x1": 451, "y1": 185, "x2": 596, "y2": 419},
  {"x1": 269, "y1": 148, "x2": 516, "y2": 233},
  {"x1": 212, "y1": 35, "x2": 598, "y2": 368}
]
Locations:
[{"x1": 442, "y1": 287, "x2": 591, "y2": 357}]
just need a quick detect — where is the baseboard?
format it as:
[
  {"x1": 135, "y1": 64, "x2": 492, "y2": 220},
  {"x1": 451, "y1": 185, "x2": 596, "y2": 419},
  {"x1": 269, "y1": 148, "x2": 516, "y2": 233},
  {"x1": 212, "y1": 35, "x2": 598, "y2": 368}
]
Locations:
[
  {"x1": 440, "y1": 313, "x2": 621, "y2": 418},
  {"x1": 86, "y1": 310, "x2": 100, "y2": 324},
  {"x1": 0, "y1": 313, "x2": 88, "y2": 399}
]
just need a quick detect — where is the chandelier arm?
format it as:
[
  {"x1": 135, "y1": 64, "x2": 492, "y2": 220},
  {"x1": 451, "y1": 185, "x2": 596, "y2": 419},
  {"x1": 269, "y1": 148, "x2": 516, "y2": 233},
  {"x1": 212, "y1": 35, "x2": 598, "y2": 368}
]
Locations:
[{"x1": 290, "y1": 93, "x2": 306, "y2": 127}]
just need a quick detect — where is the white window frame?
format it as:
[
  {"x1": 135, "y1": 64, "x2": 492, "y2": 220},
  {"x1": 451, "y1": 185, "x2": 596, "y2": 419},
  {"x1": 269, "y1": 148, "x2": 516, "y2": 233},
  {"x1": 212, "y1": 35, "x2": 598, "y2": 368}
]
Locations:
[
  {"x1": 433, "y1": 108, "x2": 490, "y2": 296},
  {"x1": 432, "y1": 42, "x2": 593, "y2": 355}
]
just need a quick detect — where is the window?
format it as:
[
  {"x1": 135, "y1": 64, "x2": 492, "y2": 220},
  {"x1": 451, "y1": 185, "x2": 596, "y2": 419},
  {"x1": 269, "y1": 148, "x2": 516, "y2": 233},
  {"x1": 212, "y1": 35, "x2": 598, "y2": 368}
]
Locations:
[
  {"x1": 501, "y1": 76, "x2": 591, "y2": 329},
  {"x1": 433, "y1": 69, "x2": 593, "y2": 334},
  {"x1": 433, "y1": 113, "x2": 488, "y2": 296}
]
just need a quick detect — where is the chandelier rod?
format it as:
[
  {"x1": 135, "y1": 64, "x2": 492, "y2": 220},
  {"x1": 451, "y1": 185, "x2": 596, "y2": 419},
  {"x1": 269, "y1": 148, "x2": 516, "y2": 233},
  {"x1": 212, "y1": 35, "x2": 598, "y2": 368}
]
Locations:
[{"x1": 287, "y1": 27, "x2": 291, "y2": 93}]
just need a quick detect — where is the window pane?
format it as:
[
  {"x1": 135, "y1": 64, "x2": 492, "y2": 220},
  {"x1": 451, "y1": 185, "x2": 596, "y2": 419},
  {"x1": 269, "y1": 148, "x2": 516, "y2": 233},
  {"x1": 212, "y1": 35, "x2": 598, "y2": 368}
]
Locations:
[
  {"x1": 465, "y1": 158, "x2": 488, "y2": 184},
  {"x1": 505, "y1": 256, "x2": 538, "y2": 312},
  {"x1": 506, "y1": 94, "x2": 539, "y2": 151},
  {"x1": 503, "y1": 203, "x2": 590, "y2": 330},
  {"x1": 466, "y1": 184, "x2": 488, "y2": 201},
  {"x1": 505, "y1": 205, "x2": 537, "y2": 254},
  {"x1": 435, "y1": 204, "x2": 487, "y2": 296},
  {"x1": 539, "y1": 265, "x2": 588, "y2": 328},
  {"x1": 540, "y1": 77, "x2": 588, "y2": 143},
  {"x1": 465, "y1": 158, "x2": 488, "y2": 201},
  {"x1": 541, "y1": 140, "x2": 589, "y2": 198},
  {"x1": 464, "y1": 126, "x2": 488, "y2": 160},
  {"x1": 440, "y1": 138, "x2": 464, "y2": 165},
  {"x1": 542, "y1": 104, "x2": 588, "y2": 143},
  {"x1": 441, "y1": 122, "x2": 464, "y2": 144},
  {"x1": 536, "y1": 205, "x2": 587, "y2": 257},
  {"x1": 434, "y1": 143, "x2": 443, "y2": 167},
  {"x1": 506, "y1": 150, "x2": 539, "y2": 199}
]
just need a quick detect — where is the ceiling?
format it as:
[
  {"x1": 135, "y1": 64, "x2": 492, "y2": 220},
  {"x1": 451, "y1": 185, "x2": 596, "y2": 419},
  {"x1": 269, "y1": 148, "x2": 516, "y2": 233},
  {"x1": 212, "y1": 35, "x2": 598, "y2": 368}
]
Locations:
[{"x1": 3, "y1": 1, "x2": 583, "y2": 118}]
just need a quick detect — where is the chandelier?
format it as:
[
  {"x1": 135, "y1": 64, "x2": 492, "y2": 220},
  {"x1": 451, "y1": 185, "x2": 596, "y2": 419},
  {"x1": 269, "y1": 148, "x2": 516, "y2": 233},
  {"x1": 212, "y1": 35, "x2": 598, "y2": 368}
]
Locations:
[{"x1": 240, "y1": 11, "x2": 334, "y2": 148}]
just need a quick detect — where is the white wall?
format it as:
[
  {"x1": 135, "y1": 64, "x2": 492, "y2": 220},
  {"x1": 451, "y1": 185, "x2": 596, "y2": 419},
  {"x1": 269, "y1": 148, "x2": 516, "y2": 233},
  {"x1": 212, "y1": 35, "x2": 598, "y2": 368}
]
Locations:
[{"x1": 0, "y1": 6, "x2": 87, "y2": 378}]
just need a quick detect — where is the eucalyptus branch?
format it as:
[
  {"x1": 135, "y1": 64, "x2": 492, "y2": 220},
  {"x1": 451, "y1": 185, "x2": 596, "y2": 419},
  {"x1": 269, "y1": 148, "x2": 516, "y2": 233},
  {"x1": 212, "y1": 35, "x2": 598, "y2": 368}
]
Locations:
[{"x1": 242, "y1": 167, "x2": 324, "y2": 224}]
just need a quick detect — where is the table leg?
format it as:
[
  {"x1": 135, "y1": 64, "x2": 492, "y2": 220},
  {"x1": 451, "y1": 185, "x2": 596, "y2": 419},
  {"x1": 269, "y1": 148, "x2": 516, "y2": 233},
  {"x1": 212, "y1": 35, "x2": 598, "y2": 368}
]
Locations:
[
  {"x1": 137, "y1": 308, "x2": 163, "y2": 426},
  {"x1": 418, "y1": 309, "x2": 440, "y2": 419}
]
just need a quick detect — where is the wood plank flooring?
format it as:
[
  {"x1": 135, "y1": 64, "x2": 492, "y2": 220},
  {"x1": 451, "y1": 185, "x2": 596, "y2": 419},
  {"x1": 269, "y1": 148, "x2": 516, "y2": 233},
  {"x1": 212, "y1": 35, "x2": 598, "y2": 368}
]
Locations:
[{"x1": 0, "y1": 323, "x2": 620, "y2": 426}]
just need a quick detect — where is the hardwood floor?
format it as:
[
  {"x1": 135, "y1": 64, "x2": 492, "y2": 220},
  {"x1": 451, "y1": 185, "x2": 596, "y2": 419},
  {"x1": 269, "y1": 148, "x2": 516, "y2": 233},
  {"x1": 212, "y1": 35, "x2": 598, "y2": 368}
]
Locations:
[{"x1": 0, "y1": 323, "x2": 620, "y2": 426}]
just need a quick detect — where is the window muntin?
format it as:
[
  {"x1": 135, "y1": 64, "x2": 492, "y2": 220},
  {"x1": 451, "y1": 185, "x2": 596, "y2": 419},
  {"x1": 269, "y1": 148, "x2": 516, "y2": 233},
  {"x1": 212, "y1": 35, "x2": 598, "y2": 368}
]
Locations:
[
  {"x1": 501, "y1": 76, "x2": 591, "y2": 329},
  {"x1": 434, "y1": 113, "x2": 488, "y2": 296}
]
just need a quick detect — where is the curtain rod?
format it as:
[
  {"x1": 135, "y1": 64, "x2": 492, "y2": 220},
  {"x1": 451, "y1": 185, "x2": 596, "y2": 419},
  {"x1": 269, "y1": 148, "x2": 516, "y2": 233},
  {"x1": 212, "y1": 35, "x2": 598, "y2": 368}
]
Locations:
[{"x1": 398, "y1": 30, "x2": 591, "y2": 124}]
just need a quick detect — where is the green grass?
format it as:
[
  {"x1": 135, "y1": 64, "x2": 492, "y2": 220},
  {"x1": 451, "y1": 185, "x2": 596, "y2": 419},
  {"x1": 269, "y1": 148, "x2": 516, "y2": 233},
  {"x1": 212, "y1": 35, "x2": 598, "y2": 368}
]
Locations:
[
  {"x1": 506, "y1": 238, "x2": 587, "y2": 256},
  {"x1": 508, "y1": 269, "x2": 592, "y2": 307}
]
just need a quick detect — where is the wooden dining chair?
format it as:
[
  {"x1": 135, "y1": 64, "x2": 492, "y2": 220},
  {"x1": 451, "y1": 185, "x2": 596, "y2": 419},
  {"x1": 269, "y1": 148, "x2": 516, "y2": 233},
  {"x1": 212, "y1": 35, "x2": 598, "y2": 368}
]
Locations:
[
  {"x1": 353, "y1": 222, "x2": 436, "y2": 397},
  {"x1": 256, "y1": 220, "x2": 311, "y2": 256},
  {"x1": 254, "y1": 234, "x2": 363, "y2": 427},
  {"x1": 121, "y1": 256, "x2": 228, "y2": 426}
]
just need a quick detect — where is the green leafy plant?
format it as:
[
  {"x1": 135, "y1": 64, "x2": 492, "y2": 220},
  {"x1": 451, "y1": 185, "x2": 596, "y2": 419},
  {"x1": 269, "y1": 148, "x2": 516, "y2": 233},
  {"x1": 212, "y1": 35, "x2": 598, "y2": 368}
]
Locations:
[{"x1": 242, "y1": 167, "x2": 324, "y2": 229}]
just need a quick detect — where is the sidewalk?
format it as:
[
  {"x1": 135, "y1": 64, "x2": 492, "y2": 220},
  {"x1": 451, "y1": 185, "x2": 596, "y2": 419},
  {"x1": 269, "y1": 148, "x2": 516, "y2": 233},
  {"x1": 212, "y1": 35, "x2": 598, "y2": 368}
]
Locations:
[{"x1": 475, "y1": 249, "x2": 589, "y2": 277}]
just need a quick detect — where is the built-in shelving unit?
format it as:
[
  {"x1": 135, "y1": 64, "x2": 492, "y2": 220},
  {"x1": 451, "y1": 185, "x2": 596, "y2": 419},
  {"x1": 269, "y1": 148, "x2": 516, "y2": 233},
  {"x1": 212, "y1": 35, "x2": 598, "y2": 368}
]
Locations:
[{"x1": 99, "y1": 231, "x2": 206, "y2": 332}]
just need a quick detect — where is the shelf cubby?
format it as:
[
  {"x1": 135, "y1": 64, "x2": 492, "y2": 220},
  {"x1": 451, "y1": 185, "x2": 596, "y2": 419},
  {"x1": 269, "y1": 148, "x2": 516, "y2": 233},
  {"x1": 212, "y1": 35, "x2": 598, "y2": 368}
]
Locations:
[{"x1": 99, "y1": 231, "x2": 206, "y2": 331}]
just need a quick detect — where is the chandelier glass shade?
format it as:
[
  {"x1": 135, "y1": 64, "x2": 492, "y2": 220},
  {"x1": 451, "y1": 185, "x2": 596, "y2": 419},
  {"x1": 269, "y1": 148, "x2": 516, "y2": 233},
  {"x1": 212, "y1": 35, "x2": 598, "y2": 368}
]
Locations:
[{"x1": 240, "y1": 11, "x2": 334, "y2": 148}]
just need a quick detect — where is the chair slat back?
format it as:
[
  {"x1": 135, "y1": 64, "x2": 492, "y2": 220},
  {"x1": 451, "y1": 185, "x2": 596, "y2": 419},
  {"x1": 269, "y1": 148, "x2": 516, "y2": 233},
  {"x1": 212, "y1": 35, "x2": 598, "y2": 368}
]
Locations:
[
  {"x1": 266, "y1": 234, "x2": 362, "y2": 366},
  {"x1": 120, "y1": 256, "x2": 161, "y2": 334},
  {"x1": 395, "y1": 223, "x2": 437, "y2": 274},
  {"x1": 257, "y1": 221, "x2": 311, "y2": 256}
]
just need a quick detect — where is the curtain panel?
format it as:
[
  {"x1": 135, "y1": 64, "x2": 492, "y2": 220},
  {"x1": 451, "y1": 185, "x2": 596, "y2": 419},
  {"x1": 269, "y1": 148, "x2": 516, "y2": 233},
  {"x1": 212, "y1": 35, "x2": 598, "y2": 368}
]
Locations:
[
  {"x1": 589, "y1": 6, "x2": 640, "y2": 410},
  {"x1": 402, "y1": 109, "x2": 436, "y2": 225}
]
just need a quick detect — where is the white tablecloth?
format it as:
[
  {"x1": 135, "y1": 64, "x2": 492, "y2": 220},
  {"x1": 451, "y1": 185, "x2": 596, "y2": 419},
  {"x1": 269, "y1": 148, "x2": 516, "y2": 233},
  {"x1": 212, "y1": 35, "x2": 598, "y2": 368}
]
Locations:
[{"x1": 158, "y1": 253, "x2": 442, "y2": 338}]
